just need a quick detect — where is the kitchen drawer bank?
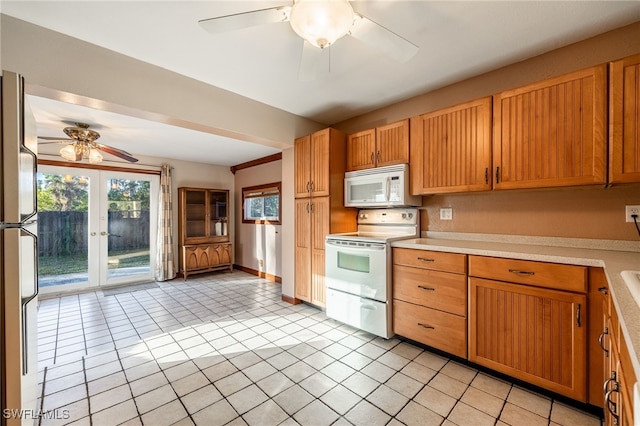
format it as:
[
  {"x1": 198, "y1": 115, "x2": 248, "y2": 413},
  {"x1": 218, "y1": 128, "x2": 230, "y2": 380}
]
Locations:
[{"x1": 390, "y1": 235, "x2": 640, "y2": 406}]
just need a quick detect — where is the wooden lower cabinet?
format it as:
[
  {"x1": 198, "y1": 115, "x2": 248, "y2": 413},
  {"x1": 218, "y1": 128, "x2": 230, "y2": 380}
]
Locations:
[
  {"x1": 603, "y1": 296, "x2": 636, "y2": 426},
  {"x1": 392, "y1": 248, "x2": 468, "y2": 359},
  {"x1": 182, "y1": 243, "x2": 232, "y2": 280},
  {"x1": 469, "y1": 277, "x2": 587, "y2": 401},
  {"x1": 394, "y1": 299, "x2": 467, "y2": 358},
  {"x1": 294, "y1": 197, "x2": 330, "y2": 307}
]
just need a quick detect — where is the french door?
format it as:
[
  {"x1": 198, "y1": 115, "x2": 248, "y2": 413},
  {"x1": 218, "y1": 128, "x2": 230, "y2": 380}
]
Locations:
[{"x1": 37, "y1": 165, "x2": 159, "y2": 293}]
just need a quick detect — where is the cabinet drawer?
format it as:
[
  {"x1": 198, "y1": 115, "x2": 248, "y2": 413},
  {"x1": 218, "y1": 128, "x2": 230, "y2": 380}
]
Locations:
[
  {"x1": 393, "y1": 248, "x2": 466, "y2": 274},
  {"x1": 469, "y1": 256, "x2": 587, "y2": 293},
  {"x1": 393, "y1": 299, "x2": 467, "y2": 358},
  {"x1": 393, "y1": 265, "x2": 466, "y2": 317}
]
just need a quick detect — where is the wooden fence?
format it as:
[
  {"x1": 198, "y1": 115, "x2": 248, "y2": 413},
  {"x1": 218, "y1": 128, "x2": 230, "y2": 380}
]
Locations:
[{"x1": 38, "y1": 210, "x2": 150, "y2": 256}]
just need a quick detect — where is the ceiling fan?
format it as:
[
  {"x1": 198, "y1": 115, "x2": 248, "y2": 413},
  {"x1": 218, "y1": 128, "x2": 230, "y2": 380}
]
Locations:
[
  {"x1": 38, "y1": 122, "x2": 139, "y2": 163},
  {"x1": 198, "y1": 0, "x2": 419, "y2": 80}
]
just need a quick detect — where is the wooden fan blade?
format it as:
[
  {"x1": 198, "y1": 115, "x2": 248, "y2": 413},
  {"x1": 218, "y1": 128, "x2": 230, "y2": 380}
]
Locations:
[
  {"x1": 298, "y1": 40, "x2": 330, "y2": 82},
  {"x1": 96, "y1": 144, "x2": 138, "y2": 163},
  {"x1": 349, "y1": 14, "x2": 419, "y2": 63},
  {"x1": 199, "y1": 6, "x2": 290, "y2": 34}
]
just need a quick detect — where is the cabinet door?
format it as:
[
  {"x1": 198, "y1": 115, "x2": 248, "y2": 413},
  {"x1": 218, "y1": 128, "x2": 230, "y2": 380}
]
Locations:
[
  {"x1": 469, "y1": 277, "x2": 587, "y2": 401},
  {"x1": 411, "y1": 97, "x2": 492, "y2": 194},
  {"x1": 376, "y1": 119, "x2": 409, "y2": 168},
  {"x1": 294, "y1": 199, "x2": 311, "y2": 302},
  {"x1": 310, "y1": 129, "x2": 331, "y2": 197},
  {"x1": 310, "y1": 196, "x2": 330, "y2": 307},
  {"x1": 347, "y1": 129, "x2": 376, "y2": 171},
  {"x1": 610, "y1": 53, "x2": 640, "y2": 184},
  {"x1": 588, "y1": 268, "x2": 608, "y2": 408},
  {"x1": 294, "y1": 135, "x2": 311, "y2": 198},
  {"x1": 212, "y1": 243, "x2": 232, "y2": 266},
  {"x1": 493, "y1": 65, "x2": 607, "y2": 190}
]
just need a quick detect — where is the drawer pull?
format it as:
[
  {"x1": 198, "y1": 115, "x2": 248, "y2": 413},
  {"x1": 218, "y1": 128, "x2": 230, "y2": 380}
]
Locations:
[
  {"x1": 598, "y1": 327, "x2": 609, "y2": 356},
  {"x1": 417, "y1": 285, "x2": 435, "y2": 291},
  {"x1": 417, "y1": 257, "x2": 435, "y2": 263},
  {"x1": 508, "y1": 269, "x2": 535, "y2": 276},
  {"x1": 604, "y1": 371, "x2": 617, "y2": 394},
  {"x1": 417, "y1": 323, "x2": 434, "y2": 330},
  {"x1": 605, "y1": 382, "x2": 620, "y2": 419},
  {"x1": 598, "y1": 286, "x2": 609, "y2": 295}
]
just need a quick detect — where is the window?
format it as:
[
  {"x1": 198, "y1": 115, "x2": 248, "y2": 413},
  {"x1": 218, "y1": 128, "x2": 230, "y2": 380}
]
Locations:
[{"x1": 242, "y1": 182, "x2": 281, "y2": 224}]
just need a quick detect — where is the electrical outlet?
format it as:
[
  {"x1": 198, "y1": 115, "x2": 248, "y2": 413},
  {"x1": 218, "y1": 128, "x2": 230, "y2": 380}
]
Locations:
[
  {"x1": 440, "y1": 207, "x2": 453, "y2": 221},
  {"x1": 626, "y1": 205, "x2": 640, "y2": 223},
  {"x1": 258, "y1": 259, "x2": 264, "y2": 268}
]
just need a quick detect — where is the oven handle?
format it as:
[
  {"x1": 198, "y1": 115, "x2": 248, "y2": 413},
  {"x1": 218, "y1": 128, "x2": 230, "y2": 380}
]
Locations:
[{"x1": 325, "y1": 240, "x2": 387, "y2": 250}]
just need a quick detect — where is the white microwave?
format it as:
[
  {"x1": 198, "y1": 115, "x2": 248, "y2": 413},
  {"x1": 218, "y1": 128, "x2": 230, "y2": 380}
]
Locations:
[{"x1": 344, "y1": 164, "x2": 421, "y2": 207}]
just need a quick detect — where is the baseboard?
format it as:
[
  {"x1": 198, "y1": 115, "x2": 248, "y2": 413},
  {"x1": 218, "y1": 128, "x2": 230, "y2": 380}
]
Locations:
[
  {"x1": 281, "y1": 294, "x2": 302, "y2": 305},
  {"x1": 233, "y1": 264, "x2": 282, "y2": 283}
]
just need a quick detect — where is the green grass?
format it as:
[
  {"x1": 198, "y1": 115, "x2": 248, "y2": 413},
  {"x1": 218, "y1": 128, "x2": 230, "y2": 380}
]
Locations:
[{"x1": 38, "y1": 250, "x2": 150, "y2": 275}]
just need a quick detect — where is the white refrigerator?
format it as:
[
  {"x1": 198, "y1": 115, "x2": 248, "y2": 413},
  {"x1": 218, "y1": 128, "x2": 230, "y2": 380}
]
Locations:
[{"x1": 1, "y1": 70, "x2": 39, "y2": 425}]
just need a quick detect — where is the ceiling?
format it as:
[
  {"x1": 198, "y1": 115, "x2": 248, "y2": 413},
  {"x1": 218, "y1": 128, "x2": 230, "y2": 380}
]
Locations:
[{"x1": 4, "y1": 1, "x2": 640, "y2": 166}]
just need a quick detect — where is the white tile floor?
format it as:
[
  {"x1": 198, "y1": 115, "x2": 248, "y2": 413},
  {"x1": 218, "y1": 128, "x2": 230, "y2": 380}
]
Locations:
[{"x1": 35, "y1": 271, "x2": 602, "y2": 426}]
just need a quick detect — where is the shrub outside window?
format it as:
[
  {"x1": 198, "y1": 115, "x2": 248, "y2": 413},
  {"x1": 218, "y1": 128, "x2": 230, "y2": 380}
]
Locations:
[{"x1": 242, "y1": 182, "x2": 281, "y2": 224}]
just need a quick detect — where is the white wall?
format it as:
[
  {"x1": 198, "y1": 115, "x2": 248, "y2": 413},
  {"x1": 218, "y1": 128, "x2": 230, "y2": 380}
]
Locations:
[
  {"x1": 280, "y1": 148, "x2": 295, "y2": 298},
  {"x1": 233, "y1": 160, "x2": 282, "y2": 278}
]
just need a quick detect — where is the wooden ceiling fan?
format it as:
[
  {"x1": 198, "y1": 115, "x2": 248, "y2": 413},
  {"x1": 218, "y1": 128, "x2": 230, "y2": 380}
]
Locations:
[
  {"x1": 38, "y1": 122, "x2": 138, "y2": 163},
  {"x1": 199, "y1": 0, "x2": 419, "y2": 80}
]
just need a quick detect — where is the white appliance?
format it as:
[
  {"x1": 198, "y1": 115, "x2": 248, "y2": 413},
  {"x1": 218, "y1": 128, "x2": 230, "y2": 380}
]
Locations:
[
  {"x1": 344, "y1": 164, "x2": 421, "y2": 208},
  {"x1": 325, "y1": 208, "x2": 419, "y2": 338},
  {"x1": 1, "y1": 71, "x2": 39, "y2": 424}
]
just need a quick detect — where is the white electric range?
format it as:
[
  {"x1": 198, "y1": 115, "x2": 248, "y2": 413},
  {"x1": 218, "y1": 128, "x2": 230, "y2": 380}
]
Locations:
[{"x1": 325, "y1": 208, "x2": 419, "y2": 338}]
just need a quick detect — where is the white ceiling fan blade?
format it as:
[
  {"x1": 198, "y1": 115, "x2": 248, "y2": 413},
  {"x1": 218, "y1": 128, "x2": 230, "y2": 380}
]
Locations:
[
  {"x1": 199, "y1": 6, "x2": 291, "y2": 34},
  {"x1": 349, "y1": 14, "x2": 419, "y2": 63},
  {"x1": 298, "y1": 40, "x2": 330, "y2": 82}
]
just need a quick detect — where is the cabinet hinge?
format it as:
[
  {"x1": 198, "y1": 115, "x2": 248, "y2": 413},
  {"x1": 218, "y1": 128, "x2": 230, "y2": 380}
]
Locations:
[
  {"x1": 576, "y1": 303, "x2": 582, "y2": 327},
  {"x1": 484, "y1": 168, "x2": 488, "y2": 184},
  {"x1": 495, "y1": 166, "x2": 500, "y2": 184}
]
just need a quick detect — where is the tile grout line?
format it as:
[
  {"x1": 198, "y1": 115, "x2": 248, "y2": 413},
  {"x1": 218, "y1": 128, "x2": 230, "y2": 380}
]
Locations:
[
  {"x1": 81, "y1": 356, "x2": 93, "y2": 426},
  {"x1": 37, "y1": 366, "x2": 47, "y2": 426}
]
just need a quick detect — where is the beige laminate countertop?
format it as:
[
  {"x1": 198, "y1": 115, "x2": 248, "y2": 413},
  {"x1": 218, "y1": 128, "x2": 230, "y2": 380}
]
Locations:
[{"x1": 390, "y1": 233, "x2": 640, "y2": 379}]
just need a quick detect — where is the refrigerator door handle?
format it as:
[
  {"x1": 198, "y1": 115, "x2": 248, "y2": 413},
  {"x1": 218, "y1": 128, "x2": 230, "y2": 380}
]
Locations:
[
  {"x1": 20, "y1": 227, "x2": 38, "y2": 375},
  {"x1": 20, "y1": 144, "x2": 38, "y2": 222}
]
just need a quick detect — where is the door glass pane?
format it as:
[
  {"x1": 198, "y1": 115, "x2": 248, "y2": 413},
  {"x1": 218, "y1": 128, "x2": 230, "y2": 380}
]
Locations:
[
  {"x1": 37, "y1": 172, "x2": 89, "y2": 288},
  {"x1": 185, "y1": 190, "x2": 206, "y2": 238},
  {"x1": 210, "y1": 191, "x2": 227, "y2": 237},
  {"x1": 107, "y1": 178, "x2": 151, "y2": 279}
]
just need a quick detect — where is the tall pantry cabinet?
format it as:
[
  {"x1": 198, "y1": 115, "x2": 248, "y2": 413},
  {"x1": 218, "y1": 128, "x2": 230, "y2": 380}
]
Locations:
[{"x1": 294, "y1": 128, "x2": 356, "y2": 307}]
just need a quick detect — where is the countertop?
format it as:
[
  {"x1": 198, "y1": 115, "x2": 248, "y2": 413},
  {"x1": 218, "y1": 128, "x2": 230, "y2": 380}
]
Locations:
[{"x1": 390, "y1": 232, "x2": 640, "y2": 380}]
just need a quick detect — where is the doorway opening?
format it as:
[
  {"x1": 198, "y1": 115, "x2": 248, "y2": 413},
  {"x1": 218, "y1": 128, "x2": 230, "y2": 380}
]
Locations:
[{"x1": 37, "y1": 165, "x2": 159, "y2": 293}]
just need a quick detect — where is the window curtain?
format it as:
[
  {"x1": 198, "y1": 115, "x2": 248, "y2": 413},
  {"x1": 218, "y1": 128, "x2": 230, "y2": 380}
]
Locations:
[{"x1": 155, "y1": 163, "x2": 176, "y2": 281}]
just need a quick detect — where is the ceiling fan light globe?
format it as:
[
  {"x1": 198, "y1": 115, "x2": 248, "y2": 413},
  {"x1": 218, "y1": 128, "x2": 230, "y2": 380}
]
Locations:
[
  {"x1": 290, "y1": 0, "x2": 354, "y2": 49},
  {"x1": 60, "y1": 144, "x2": 78, "y2": 161},
  {"x1": 88, "y1": 148, "x2": 103, "y2": 164}
]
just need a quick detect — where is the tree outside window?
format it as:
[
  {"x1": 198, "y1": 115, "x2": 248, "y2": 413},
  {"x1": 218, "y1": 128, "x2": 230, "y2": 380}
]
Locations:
[{"x1": 242, "y1": 182, "x2": 281, "y2": 224}]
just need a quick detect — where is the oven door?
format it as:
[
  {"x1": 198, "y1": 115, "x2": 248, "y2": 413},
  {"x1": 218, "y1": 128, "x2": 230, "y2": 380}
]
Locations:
[{"x1": 325, "y1": 239, "x2": 389, "y2": 302}]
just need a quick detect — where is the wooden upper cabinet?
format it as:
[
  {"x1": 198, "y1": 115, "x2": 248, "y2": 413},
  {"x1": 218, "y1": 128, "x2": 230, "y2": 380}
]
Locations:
[
  {"x1": 294, "y1": 134, "x2": 311, "y2": 198},
  {"x1": 347, "y1": 129, "x2": 376, "y2": 170},
  {"x1": 411, "y1": 97, "x2": 492, "y2": 194},
  {"x1": 610, "y1": 53, "x2": 640, "y2": 184},
  {"x1": 376, "y1": 120, "x2": 410, "y2": 167},
  {"x1": 347, "y1": 119, "x2": 409, "y2": 171},
  {"x1": 295, "y1": 128, "x2": 345, "y2": 198},
  {"x1": 493, "y1": 65, "x2": 607, "y2": 190}
]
